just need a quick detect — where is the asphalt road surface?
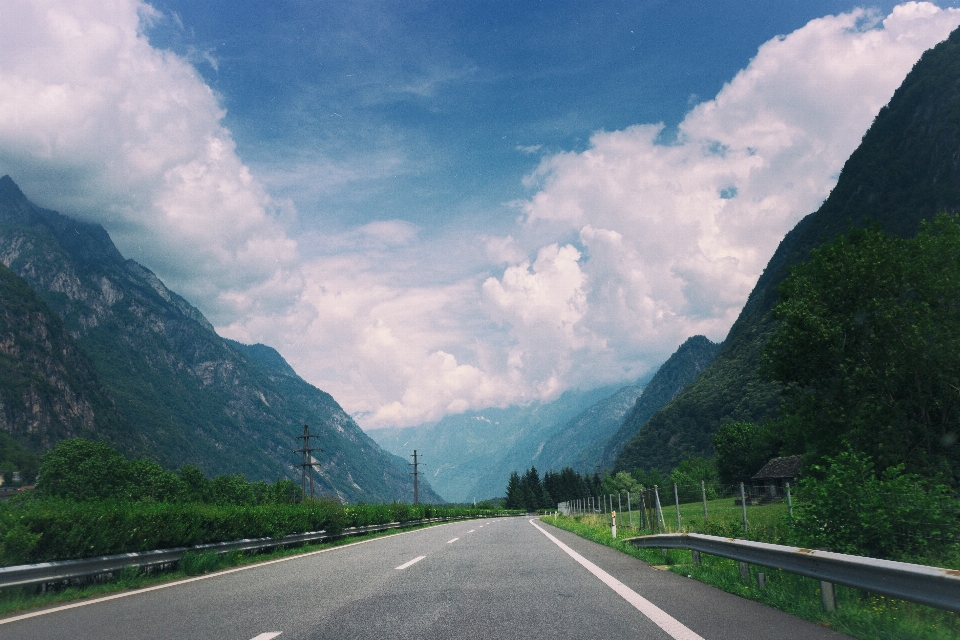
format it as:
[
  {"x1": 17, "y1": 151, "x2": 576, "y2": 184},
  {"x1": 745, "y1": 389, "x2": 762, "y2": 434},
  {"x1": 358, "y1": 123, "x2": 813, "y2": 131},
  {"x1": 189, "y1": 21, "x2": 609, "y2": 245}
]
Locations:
[{"x1": 1, "y1": 517, "x2": 850, "y2": 639}]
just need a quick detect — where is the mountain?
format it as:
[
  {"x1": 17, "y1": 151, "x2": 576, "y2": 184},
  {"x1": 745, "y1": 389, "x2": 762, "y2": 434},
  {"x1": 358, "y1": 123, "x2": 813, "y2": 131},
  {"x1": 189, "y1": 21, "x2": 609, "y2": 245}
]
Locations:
[
  {"x1": 370, "y1": 385, "x2": 622, "y2": 502},
  {"x1": 0, "y1": 176, "x2": 440, "y2": 503},
  {"x1": 608, "y1": 335, "x2": 720, "y2": 471},
  {"x1": 616, "y1": 27, "x2": 960, "y2": 472},
  {"x1": 532, "y1": 382, "x2": 645, "y2": 475}
]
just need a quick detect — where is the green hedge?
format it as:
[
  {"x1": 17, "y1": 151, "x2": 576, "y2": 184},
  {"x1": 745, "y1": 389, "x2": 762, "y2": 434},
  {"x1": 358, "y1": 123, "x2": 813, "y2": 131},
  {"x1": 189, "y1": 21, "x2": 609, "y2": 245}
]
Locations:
[{"x1": 0, "y1": 498, "x2": 512, "y2": 566}]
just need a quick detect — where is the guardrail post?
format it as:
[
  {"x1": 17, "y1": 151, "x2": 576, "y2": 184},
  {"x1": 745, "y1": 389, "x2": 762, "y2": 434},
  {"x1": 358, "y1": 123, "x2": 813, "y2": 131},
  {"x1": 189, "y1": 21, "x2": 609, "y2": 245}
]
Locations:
[
  {"x1": 757, "y1": 572, "x2": 766, "y2": 589},
  {"x1": 820, "y1": 580, "x2": 837, "y2": 612},
  {"x1": 691, "y1": 550, "x2": 701, "y2": 564},
  {"x1": 739, "y1": 561, "x2": 750, "y2": 580}
]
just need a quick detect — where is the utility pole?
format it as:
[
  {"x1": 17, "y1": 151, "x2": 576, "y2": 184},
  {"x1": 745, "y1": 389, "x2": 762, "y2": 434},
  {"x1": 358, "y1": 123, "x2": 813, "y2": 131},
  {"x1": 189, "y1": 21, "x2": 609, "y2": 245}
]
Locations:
[
  {"x1": 294, "y1": 424, "x2": 322, "y2": 501},
  {"x1": 409, "y1": 450, "x2": 422, "y2": 505}
]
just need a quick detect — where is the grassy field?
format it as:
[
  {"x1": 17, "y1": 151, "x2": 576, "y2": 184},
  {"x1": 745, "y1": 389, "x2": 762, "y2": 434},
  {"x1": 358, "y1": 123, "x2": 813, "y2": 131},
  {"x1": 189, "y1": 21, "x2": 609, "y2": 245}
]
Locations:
[
  {"x1": 600, "y1": 493, "x2": 791, "y2": 541},
  {"x1": 544, "y1": 513, "x2": 960, "y2": 640}
]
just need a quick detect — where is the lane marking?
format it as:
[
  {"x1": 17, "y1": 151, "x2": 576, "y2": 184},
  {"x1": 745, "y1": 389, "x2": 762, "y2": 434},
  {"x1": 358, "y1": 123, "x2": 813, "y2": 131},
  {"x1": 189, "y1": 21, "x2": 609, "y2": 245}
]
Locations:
[
  {"x1": 0, "y1": 521, "x2": 464, "y2": 626},
  {"x1": 250, "y1": 633, "x2": 282, "y2": 640},
  {"x1": 395, "y1": 555, "x2": 426, "y2": 570},
  {"x1": 468, "y1": 529, "x2": 475, "y2": 533},
  {"x1": 447, "y1": 538, "x2": 459, "y2": 544},
  {"x1": 529, "y1": 519, "x2": 704, "y2": 640}
]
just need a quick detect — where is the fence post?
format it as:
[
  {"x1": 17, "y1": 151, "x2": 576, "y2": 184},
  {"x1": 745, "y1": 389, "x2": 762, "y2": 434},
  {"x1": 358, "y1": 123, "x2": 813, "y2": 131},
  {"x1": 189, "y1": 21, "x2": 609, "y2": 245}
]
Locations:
[
  {"x1": 627, "y1": 492, "x2": 633, "y2": 528},
  {"x1": 653, "y1": 485, "x2": 664, "y2": 533},
  {"x1": 739, "y1": 482, "x2": 748, "y2": 533},
  {"x1": 611, "y1": 510, "x2": 617, "y2": 538},
  {"x1": 701, "y1": 480, "x2": 708, "y2": 524},
  {"x1": 786, "y1": 482, "x2": 793, "y2": 520},
  {"x1": 674, "y1": 483, "x2": 681, "y2": 532},
  {"x1": 639, "y1": 490, "x2": 647, "y2": 530}
]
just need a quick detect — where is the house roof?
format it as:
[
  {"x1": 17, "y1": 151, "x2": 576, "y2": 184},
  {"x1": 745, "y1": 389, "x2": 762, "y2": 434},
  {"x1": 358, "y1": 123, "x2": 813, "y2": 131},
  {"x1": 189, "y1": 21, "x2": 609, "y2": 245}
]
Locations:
[{"x1": 752, "y1": 455, "x2": 801, "y2": 480}]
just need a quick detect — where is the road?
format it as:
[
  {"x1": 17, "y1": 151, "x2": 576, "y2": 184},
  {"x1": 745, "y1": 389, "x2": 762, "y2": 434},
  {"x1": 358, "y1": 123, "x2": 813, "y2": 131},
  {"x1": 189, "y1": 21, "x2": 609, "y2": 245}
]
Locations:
[{"x1": 1, "y1": 517, "x2": 849, "y2": 639}]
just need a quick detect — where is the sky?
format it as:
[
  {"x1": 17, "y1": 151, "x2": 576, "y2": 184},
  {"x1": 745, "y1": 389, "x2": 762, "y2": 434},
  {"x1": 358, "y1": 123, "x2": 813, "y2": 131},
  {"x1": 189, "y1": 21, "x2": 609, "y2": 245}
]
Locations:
[{"x1": 2, "y1": 1, "x2": 960, "y2": 429}]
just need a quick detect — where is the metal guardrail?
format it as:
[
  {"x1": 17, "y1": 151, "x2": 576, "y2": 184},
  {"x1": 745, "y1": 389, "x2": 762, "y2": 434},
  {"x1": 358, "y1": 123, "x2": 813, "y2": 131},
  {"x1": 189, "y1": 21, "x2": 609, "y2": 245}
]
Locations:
[
  {"x1": 0, "y1": 514, "x2": 513, "y2": 590},
  {"x1": 627, "y1": 532, "x2": 960, "y2": 614}
]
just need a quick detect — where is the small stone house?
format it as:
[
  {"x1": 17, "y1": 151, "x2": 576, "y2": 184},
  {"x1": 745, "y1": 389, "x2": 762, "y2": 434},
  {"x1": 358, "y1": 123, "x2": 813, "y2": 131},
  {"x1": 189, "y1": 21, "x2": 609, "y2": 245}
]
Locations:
[{"x1": 751, "y1": 455, "x2": 801, "y2": 499}]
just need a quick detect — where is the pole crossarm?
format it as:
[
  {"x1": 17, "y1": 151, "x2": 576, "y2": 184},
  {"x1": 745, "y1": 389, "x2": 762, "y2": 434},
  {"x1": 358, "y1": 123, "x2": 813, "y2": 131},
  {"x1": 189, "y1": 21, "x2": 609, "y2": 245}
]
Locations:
[{"x1": 626, "y1": 532, "x2": 960, "y2": 614}]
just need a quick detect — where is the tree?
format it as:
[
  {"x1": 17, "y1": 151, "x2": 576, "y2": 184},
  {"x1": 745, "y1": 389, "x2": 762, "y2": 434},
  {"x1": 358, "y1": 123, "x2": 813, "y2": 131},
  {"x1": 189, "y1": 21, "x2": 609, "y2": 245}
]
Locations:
[
  {"x1": 765, "y1": 215, "x2": 960, "y2": 482},
  {"x1": 35, "y1": 438, "x2": 129, "y2": 500},
  {"x1": 127, "y1": 458, "x2": 186, "y2": 502},
  {"x1": 504, "y1": 471, "x2": 524, "y2": 509},
  {"x1": 713, "y1": 422, "x2": 780, "y2": 485}
]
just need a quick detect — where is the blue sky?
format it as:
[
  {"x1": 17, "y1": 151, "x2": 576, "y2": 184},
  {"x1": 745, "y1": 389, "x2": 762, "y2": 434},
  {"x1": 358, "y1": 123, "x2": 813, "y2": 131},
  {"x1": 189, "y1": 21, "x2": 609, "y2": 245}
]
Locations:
[
  {"x1": 145, "y1": 0, "x2": 909, "y2": 236},
  {"x1": 2, "y1": 1, "x2": 959, "y2": 427}
]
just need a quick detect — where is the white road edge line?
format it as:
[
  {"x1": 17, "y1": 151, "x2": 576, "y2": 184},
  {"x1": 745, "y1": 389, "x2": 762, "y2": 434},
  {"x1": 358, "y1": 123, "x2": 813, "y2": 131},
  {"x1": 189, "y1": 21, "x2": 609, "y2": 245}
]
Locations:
[
  {"x1": 529, "y1": 519, "x2": 704, "y2": 640},
  {"x1": 395, "y1": 555, "x2": 426, "y2": 570},
  {"x1": 0, "y1": 521, "x2": 464, "y2": 626},
  {"x1": 447, "y1": 538, "x2": 459, "y2": 544},
  {"x1": 249, "y1": 633, "x2": 282, "y2": 640}
]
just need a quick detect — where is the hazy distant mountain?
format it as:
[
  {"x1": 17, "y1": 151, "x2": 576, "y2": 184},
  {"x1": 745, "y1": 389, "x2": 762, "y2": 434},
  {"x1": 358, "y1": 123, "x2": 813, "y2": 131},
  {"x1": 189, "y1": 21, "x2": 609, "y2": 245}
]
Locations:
[
  {"x1": 522, "y1": 382, "x2": 647, "y2": 475},
  {"x1": 618, "y1": 27, "x2": 960, "y2": 472},
  {"x1": 370, "y1": 386, "x2": 621, "y2": 502},
  {"x1": 0, "y1": 176, "x2": 440, "y2": 503}
]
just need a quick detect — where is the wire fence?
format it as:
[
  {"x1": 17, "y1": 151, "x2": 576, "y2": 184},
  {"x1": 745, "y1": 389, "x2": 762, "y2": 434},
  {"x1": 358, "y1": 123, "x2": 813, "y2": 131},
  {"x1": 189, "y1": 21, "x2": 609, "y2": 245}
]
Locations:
[{"x1": 556, "y1": 481, "x2": 960, "y2": 564}]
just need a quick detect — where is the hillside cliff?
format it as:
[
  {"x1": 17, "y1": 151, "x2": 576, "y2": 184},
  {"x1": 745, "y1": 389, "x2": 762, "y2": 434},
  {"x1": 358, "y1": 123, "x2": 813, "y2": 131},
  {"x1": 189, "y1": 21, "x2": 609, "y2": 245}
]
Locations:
[{"x1": 0, "y1": 176, "x2": 439, "y2": 502}]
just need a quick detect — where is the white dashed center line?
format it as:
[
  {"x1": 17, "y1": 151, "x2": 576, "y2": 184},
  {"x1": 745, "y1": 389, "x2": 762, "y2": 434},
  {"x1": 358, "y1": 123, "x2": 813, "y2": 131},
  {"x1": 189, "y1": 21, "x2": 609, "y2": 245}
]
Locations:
[
  {"x1": 249, "y1": 633, "x2": 282, "y2": 640},
  {"x1": 468, "y1": 529, "x2": 475, "y2": 533},
  {"x1": 447, "y1": 537, "x2": 459, "y2": 543},
  {"x1": 395, "y1": 555, "x2": 426, "y2": 570}
]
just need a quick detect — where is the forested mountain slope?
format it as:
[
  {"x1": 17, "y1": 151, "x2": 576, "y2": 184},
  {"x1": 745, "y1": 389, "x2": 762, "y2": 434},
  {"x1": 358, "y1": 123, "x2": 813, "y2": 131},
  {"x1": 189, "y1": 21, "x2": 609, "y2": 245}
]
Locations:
[
  {"x1": 608, "y1": 336, "x2": 720, "y2": 472},
  {"x1": 616, "y1": 27, "x2": 960, "y2": 472},
  {"x1": 0, "y1": 176, "x2": 436, "y2": 502}
]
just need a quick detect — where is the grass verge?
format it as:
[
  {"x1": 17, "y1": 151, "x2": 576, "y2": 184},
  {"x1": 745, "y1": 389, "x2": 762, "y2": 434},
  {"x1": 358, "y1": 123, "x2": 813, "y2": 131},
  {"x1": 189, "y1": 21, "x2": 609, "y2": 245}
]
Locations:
[
  {"x1": 542, "y1": 514, "x2": 960, "y2": 640},
  {"x1": 0, "y1": 520, "x2": 450, "y2": 619}
]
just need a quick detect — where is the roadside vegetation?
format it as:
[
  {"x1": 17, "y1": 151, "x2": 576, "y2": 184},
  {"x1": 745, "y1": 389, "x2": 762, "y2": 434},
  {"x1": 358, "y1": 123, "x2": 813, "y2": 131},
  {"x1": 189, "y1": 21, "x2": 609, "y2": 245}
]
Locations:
[
  {"x1": 543, "y1": 513, "x2": 959, "y2": 640},
  {"x1": 0, "y1": 438, "x2": 511, "y2": 568}
]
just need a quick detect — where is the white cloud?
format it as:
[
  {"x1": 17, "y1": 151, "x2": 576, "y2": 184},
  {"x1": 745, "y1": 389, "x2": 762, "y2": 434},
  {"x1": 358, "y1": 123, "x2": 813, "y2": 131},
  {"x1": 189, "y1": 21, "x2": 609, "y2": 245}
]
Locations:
[
  {"x1": 0, "y1": 0, "x2": 299, "y2": 322},
  {"x1": 480, "y1": 2, "x2": 960, "y2": 396},
  {"x1": 1, "y1": 1, "x2": 958, "y2": 429}
]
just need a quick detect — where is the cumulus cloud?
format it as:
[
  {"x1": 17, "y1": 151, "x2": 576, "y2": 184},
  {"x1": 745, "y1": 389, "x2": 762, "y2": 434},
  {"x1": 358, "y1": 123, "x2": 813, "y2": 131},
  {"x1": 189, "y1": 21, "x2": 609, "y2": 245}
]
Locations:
[
  {"x1": 0, "y1": 0, "x2": 299, "y2": 322},
  {"x1": 1, "y1": 1, "x2": 959, "y2": 429},
  {"x1": 479, "y1": 2, "x2": 960, "y2": 395}
]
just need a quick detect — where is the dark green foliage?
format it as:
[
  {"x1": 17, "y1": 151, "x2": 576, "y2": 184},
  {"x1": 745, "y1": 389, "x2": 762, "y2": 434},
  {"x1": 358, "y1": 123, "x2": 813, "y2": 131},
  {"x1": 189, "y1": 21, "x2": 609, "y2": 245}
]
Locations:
[
  {"x1": 621, "y1": 26, "x2": 960, "y2": 471},
  {"x1": 792, "y1": 450, "x2": 958, "y2": 561},
  {"x1": 713, "y1": 421, "x2": 782, "y2": 484},
  {"x1": 608, "y1": 336, "x2": 721, "y2": 472},
  {"x1": 35, "y1": 439, "x2": 129, "y2": 501},
  {"x1": 0, "y1": 496, "x2": 500, "y2": 565},
  {"x1": 766, "y1": 216, "x2": 960, "y2": 482},
  {"x1": 503, "y1": 471, "x2": 523, "y2": 509}
]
